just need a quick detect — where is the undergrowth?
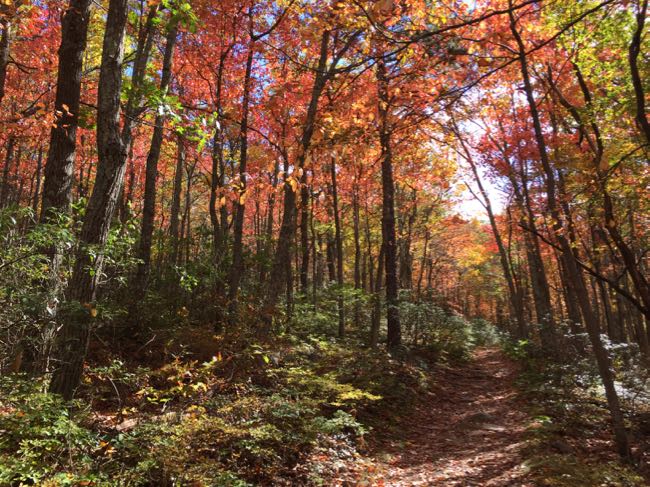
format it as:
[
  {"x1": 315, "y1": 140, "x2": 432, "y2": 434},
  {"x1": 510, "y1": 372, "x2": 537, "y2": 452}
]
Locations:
[
  {"x1": 504, "y1": 334, "x2": 649, "y2": 486},
  {"x1": 0, "y1": 296, "x2": 485, "y2": 486}
]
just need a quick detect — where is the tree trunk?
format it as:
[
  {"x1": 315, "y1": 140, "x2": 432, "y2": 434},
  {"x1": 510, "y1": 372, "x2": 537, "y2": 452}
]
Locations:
[
  {"x1": 120, "y1": 4, "x2": 158, "y2": 155},
  {"x1": 330, "y1": 155, "x2": 345, "y2": 337},
  {"x1": 40, "y1": 0, "x2": 92, "y2": 221},
  {"x1": 169, "y1": 137, "x2": 185, "y2": 266},
  {"x1": 263, "y1": 30, "x2": 331, "y2": 325},
  {"x1": 32, "y1": 147, "x2": 43, "y2": 214},
  {"x1": 370, "y1": 244, "x2": 385, "y2": 348},
  {"x1": 509, "y1": 5, "x2": 629, "y2": 457},
  {"x1": 133, "y1": 21, "x2": 178, "y2": 295},
  {"x1": 352, "y1": 178, "x2": 361, "y2": 327},
  {"x1": 0, "y1": 136, "x2": 15, "y2": 208},
  {"x1": 49, "y1": 0, "x2": 129, "y2": 401},
  {"x1": 0, "y1": 17, "x2": 10, "y2": 104},
  {"x1": 628, "y1": 0, "x2": 650, "y2": 144},
  {"x1": 457, "y1": 126, "x2": 527, "y2": 338},
  {"x1": 227, "y1": 40, "x2": 255, "y2": 320},
  {"x1": 209, "y1": 53, "x2": 229, "y2": 257},
  {"x1": 376, "y1": 52, "x2": 401, "y2": 350},
  {"x1": 300, "y1": 179, "x2": 310, "y2": 293}
]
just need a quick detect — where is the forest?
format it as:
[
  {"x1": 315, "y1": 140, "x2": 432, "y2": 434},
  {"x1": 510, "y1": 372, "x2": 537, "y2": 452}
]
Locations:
[{"x1": 0, "y1": 0, "x2": 648, "y2": 485}]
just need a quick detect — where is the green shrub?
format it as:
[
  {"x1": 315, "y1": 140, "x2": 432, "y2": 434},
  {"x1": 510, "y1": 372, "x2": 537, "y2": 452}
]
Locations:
[{"x1": 0, "y1": 375, "x2": 102, "y2": 486}]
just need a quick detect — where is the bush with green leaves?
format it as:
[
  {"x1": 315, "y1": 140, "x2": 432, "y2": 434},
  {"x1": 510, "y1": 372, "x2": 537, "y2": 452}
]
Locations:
[
  {"x1": 0, "y1": 375, "x2": 103, "y2": 486},
  {"x1": 399, "y1": 297, "x2": 474, "y2": 359}
]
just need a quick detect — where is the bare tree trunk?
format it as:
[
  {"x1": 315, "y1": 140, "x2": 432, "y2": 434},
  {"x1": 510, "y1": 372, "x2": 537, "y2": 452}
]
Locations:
[
  {"x1": 353, "y1": 178, "x2": 361, "y2": 327},
  {"x1": 0, "y1": 136, "x2": 15, "y2": 208},
  {"x1": 32, "y1": 147, "x2": 43, "y2": 214},
  {"x1": 370, "y1": 244, "x2": 385, "y2": 348},
  {"x1": 209, "y1": 52, "x2": 229, "y2": 257},
  {"x1": 40, "y1": 0, "x2": 92, "y2": 221},
  {"x1": 133, "y1": 21, "x2": 178, "y2": 295},
  {"x1": 228, "y1": 38, "x2": 255, "y2": 321},
  {"x1": 49, "y1": 0, "x2": 129, "y2": 401},
  {"x1": 300, "y1": 179, "x2": 310, "y2": 293},
  {"x1": 330, "y1": 155, "x2": 345, "y2": 337},
  {"x1": 169, "y1": 137, "x2": 185, "y2": 266},
  {"x1": 456, "y1": 125, "x2": 527, "y2": 338},
  {"x1": 377, "y1": 52, "x2": 401, "y2": 350},
  {"x1": 263, "y1": 30, "x2": 331, "y2": 326},
  {"x1": 629, "y1": 0, "x2": 650, "y2": 144},
  {"x1": 0, "y1": 17, "x2": 10, "y2": 104}
]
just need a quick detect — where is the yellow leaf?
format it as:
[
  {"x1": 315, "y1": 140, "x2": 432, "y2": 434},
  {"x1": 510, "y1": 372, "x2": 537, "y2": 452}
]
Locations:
[{"x1": 288, "y1": 178, "x2": 298, "y2": 192}]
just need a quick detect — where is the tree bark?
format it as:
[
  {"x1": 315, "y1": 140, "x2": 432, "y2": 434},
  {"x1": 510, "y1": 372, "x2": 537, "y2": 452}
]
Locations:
[
  {"x1": 330, "y1": 155, "x2": 345, "y2": 337},
  {"x1": 0, "y1": 17, "x2": 10, "y2": 104},
  {"x1": 227, "y1": 39, "x2": 255, "y2": 321},
  {"x1": 169, "y1": 137, "x2": 185, "y2": 266},
  {"x1": 376, "y1": 52, "x2": 401, "y2": 350},
  {"x1": 32, "y1": 147, "x2": 43, "y2": 214},
  {"x1": 263, "y1": 30, "x2": 331, "y2": 325},
  {"x1": 628, "y1": 0, "x2": 650, "y2": 144},
  {"x1": 40, "y1": 0, "x2": 92, "y2": 221},
  {"x1": 49, "y1": 0, "x2": 129, "y2": 401},
  {"x1": 133, "y1": 21, "x2": 178, "y2": 295},
  {"x1": 299, "y1": 177, "x2": 310, "y2": 293},
  {"x1": 352, "y1": 176, "x2": 362, "y2": 327},
  {"x1": 0, "y1": 136, "x2": 15, "y2": 208}
]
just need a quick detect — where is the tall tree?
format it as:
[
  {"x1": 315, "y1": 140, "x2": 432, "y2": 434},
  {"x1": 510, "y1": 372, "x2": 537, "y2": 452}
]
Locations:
[
  {"x1": 509, "y1": 3, "x2": 629, "y2": 457},
  {"x1": 133, "y1": 18, "x2": 179, "y2": 295},
  {"x1": 40, "y1": 0, "x2": 92, "y2": 221},
  {"x1": 49, "y1": 0, "x2": 130, "y2": 400},
  {"x1": 376, "y1": 50, "x2": 401, "y2": 350}
]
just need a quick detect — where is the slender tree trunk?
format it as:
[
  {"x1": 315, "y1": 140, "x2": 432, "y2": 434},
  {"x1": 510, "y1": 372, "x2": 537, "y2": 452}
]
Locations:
[
  {"x1": 629, "y1": 0, "x2": 650, "y2": 144},
  {"x1": 457, "y1": 127, "x2": 527, "y2": 338},
  {"x1": 376, "y1": 52, "x2": 401, "y2": 350},
  {"x1": 0, "y1": 136, "x2": 15, "y2": 208},
  {"x1": 183, "y1": 162, "x2": 194, "y2": 267},
  {"x1": 0, "y1": 17, "x2": 10, "y2": 104},
  {"x1": 228, "y1": 40, "x2": 255, "y2": 320},
  {"x1": 416, "y1": 229, "x2": 429, "y2": 298},
  {"x1": 330, "y1": 155, "x2": 345, "y2": 337},
  {"x1": 49, "y1": 0, "x2": 129, "y2": 401},
  {"x1": 300, "y1": 179, "x2": 310, "y2": 293},
  {"x1": 510, "y1": 5, "x2": 629, "y2": 457},
  {"x1": 120, "y1": 4, "x2": 158, "y2": 156},
  {"x1": 133, "y1": 22, "x2": 178, "y2": 296},
  {"x1": 370, "y1": 244, "x2": 385, "y2": 348},
  {"x1": 209, "y1": 53, "x2": 228, "y2": 257},
  {"x1": 32, "y1": 147, "x2": 43, "y2": 214},
  {"x1": 353, "y1": 179, "x2": 361, "y2": 327},
  {"x1": 263, "y1": 31, "x2": 331, "y2": 326},
  {"x1": 169, "y1": 137, "x2": 185, "y2": 266}
]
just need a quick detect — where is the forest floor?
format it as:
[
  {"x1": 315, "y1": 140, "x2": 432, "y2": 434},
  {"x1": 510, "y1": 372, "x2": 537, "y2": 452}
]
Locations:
[
  {"x1": 344, "y1": 347, "x2": 533, "y2": 486},
  {"x1": 334, "y1": 347, "x2": 648, "y2": 486}
]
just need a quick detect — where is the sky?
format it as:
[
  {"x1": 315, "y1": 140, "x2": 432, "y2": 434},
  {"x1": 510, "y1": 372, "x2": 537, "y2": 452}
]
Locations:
[{"x1": 455, "y1": 164, "x2": 506, "y2": 221}]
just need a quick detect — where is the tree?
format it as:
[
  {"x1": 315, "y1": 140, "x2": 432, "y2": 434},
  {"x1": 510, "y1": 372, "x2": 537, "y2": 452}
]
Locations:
[
  {"x1": 49, "y1": 0, "x2": 130, "y2": 400},
  {"x1": 40, "y1": 0, "x2": 92, "y2": 221}
]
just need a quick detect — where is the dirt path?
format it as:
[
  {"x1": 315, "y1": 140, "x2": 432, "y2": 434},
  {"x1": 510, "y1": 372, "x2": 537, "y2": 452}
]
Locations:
[{"x1": 355, "y1": 348, "x2": 533, "y2": 486}]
